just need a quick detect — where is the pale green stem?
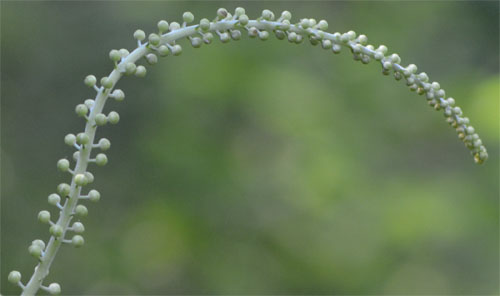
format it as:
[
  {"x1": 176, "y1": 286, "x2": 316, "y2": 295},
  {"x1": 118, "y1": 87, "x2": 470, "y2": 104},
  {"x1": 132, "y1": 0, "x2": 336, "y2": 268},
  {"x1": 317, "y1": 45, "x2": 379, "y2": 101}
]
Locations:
[{"x1": 19, "y1": 17, "x2": 486, "y2": 295}]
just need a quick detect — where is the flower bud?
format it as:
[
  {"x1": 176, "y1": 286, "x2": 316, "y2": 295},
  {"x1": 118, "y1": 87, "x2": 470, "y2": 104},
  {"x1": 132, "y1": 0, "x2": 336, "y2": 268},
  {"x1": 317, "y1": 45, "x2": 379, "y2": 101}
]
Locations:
[
  {"x1": 262, "y1": 9, "x2": 275, "y2": 21},
  {"x1": 50, "y1": 224, "x2": 63, "y2": 237},
  {"x1": 8, "y1": 271, "x2": 21, "y2": 284},
  {"x1": 64, "y1": 134, "x2": 76, "y2": 146},
  {"x1": 199, "y1": 18, "x2": 210, "y2": 31},
  {"x1": 29, "y1": 244, "x2": 42, "y2": 258},
  {"x1": 191, "y1": 37, "x2": 203, "y2": 48},
  {"x1": 109, "y1": 49, "x2": 121, "y2": 62},
  {"x1": 171, "y1": 44, "x2": 182, "y2": 56},
  {"x1": 317, "y1": 20, "x2": 328, "y2": 31},
  {"x1": 259, "y1": 31, "x2": 270, "y2": 41},
  {"x1": 74, "y1": 174, "x2": 87, "y2": 186},
  {"x1": 32, "y1": 239, "x2": 46, "y2": 249},
  {"x1": 107, "y1": 111, "x2": 120, "y2": 124},
  {"x1": 57, "y1": 183, "x2": 71, "y2": 196},
  {"x1": 72, "y1": 235, "x2": 85, "y2": 248},
  {"x1": 57, "y1": 159, "x2": 70, "y2": 172},
  {"x1": 84, "y1": 75, "x2": 96, "y2": 87},
  {"x1": 119, "y1": 48, "x2": 129, "y2": 58},
  {"x1": 75, "y1": 205, "x2": 88, "y2": 217},
  {"x1": 183, "y1": 11, "x2": 194, "y2": 23},
  {"x1": 84, "y1": 172, "x2": 94, "y2": 184},
  {"x1": 164, "y1": 20, "x2": 177, "y2": 30},
  {"x1": 158, "y1": 45, "x2": 170, "y2": 56},
  {"x1": 281, "y1": 11, "x2": 292, "y2": 20},
  {"x1": 134, "y1": 29, "x2": 146, "y2": 41},
  {"x1": 124, "y1": 63, "x2": 137, "y2": 75},
  {"x1": 157, "y1": 20, "x2": 169, "y2": 33},
  {"x1": 100, "y1": 77, "x2": 113, "y2": 89},
  {"x1": 38, "y1": 210, "x2": 51, "y2": 224},
  {"x1": 148, "y1": 33, "x2": 160, "y2": 46},
  {"x1": 88, "y1": 189, "x2": 101, "y2": 202},
  {"x1": 238, "y1": 15, "x2": 249, "y2": 26},
  {"x1": 48, "y1": 193, "x2": 61, "y2": 206},
  {"x1": 99, "y1": 138, "x2": 111, "y2": 151},
  {"x1": 112, "y1": 89, "x2": 125, "y2": 101},
  {"x1": 95, "y1": 153, "x2": 108, "y2": 166},
  {"x1": 217, "y1": 8, "x2": 228, "y2": 19},
  {"x1": 47, "y1": 283, "x2": 61, "y2": 295},
  {"x1": 84, "y1": 99, "x2": 95, "y2": 109},
  {"x1": 75, "y1": 104, "x2": 88, "y2": 117},
  {"x1": 76, "y1": 133, "x2": 90, "y2": 145},
  {"x1": 146, "y1": 53, "x2": 158, "y2": 65},
  {"x1": 73, "y1": 151, "x2": 80, "y2": 161},
  {"x1": 135, "y1": 65, "x2": 147, "y2": 77},
  {"x1": 235, "y1": 7, "x2": 245, "y2": 16},
  {"x1": 72, "y1": 222, "x2": 85, "y2": 233}
]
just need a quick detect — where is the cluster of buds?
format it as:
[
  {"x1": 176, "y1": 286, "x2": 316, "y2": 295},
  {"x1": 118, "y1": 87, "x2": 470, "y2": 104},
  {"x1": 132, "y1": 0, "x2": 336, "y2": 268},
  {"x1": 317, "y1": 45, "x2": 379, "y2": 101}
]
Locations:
[{"x1": 10, "y1": 6, "x2": 489, "y2": 296}]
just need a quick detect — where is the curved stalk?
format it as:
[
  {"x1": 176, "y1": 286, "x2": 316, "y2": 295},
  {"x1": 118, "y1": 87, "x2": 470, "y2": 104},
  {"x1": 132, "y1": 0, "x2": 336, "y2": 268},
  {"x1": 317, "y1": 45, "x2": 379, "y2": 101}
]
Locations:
[{"x1": 12, "y1": 8, "x2": 488, "y2": 296}]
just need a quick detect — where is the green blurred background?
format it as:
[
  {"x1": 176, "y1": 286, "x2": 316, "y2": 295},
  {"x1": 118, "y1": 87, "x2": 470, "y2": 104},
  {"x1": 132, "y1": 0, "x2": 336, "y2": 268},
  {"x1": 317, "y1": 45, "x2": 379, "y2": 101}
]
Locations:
[{"x1": 1, "y1": 1, "x2": 498, "y2": 295}]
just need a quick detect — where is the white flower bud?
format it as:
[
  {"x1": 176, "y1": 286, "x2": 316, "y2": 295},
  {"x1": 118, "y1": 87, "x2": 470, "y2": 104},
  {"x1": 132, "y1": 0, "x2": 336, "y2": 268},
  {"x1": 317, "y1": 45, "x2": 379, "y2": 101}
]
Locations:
[
  {"x1": 84, "y1": 172, "x2": 94, "y2": 184},
  {"x1": 111, "y1": 89, "x2": 125, "y2": 101},
  {"x1": 109, "y1": 49, "x2": 121, "y2": 62},
  {"x1": 29, "y1": 244, "x2": 42, "y2": 258},
  {"x1": 94, "y1": 113, "x2": 107, "y2": 126},
  {"x1": 169, "y1": 22, "x2": 181, "y2": 31},
  {"x1": 124, "y1": 63, "x2": 136, "y2": 75},
  {"x1": 38, "y1": 210, "x2": 51, "y2": 224},
  {"x1": 57, "y1": 183, "x2": 70, "y2": 196},
  {"x1": 64, "y1": 134, "x2": 76, "y2": 146},
  {"x1": 32, "y1": 239, "x2": 46, "y2": 249},
  {"x1": 76, "y1": 133, "x2": 90, "y2": 145},
  {"x1": 99, "y1": 138, "x2": 111, "y2": 151},
  {"x1": 317, "y1": 20, "x2": 328, "y2": 31},
  {"x1": 135, "y1": 65, "x2": 147, "y2": 77},
  {"x1": 146, "y1": 53, "x2": 158, "y2": 65},
  {"x1": 199, "y1": 18, "x2": 210, "y2": 31},
  {"x1": 75, "y1": 205, "x2": 88, "y2": 217},
  {"x1": 88, "y1": 189, "x2": 101, "y2": 202},
  {"x1": 47, "y1": 283, "x2": 61, "y2": 295},
  {"x1": 259, "y1": 31, "x2": 269, "y2": 41},
  {"x1": 235, "y1": 7, "x2": 245, "y2": 16},
  {"x1": 281, "y1": 10, "x2": 292, "y2": 21},
  {"x1": 50, "y1": 224, "x2": 63, "y2": 237},
  {"x1": 357, "y1": 34, "x2": 368, "y2": 45},
  {"x1": 84, "y1": 99, "x2": 95, "y2": 109},
  {"x1": 84, "y1": 75, "x2": 96, "y2": 87},
  {"x1": 95, "y1": 153, "x2": 108, "y2": 166},
  {"x1": 75, "y1": 104, "x2": 88, "y2": 117},
  {"x1": 74, "y1": 174, "x2": 87, "y2": 186},
  {"x1": 72, "y1": 222, "x2": 85, "y2": 233},
  {"x1": 108, "y1": 111, "x2": 120, "y2": 124},
  {"x1": 157, "y1": 20, "x2": 169, "y2": 33},
  {"x1": 262, "y1": 9, "x2": 275, "y2": 21},
  {"x1": 72, "y1": 235, "x2": 85, "y2": 248},
  {"x1": 57, "y1": 159, "x2": 70, "y2": 172},
  {"x1": 183, "y1": 11, "x2": 194, "y2": 23},
  {"x1": 8, "y1": 271, "x2": 21, "y2": 284},
  {"x1": 119, "y1": 48, "x2": 129, "y2": 58},
  {"x1": 133, "y1": 29, "x2": 146, "y2": 41},
  {"x1": 100, "y1": 77, "x2": 113, "y2": 89},
  {"x1": 230, "y1": 30, "x2": 241, "y2": 41},
  {"x1": 48, "y1": 193, "x2": 61, "y2": 206},
  {"x1": 148, "y1": 33, "x2": 160, "y2": 46},
  {"x1": 217, "y1": 8, "x2": 228, "y2": 19},
  {"x1": 238, "y1": 14, "x2": 249, "y2": 26},
  {"x1": 171, "y1": 44, "x2": 182, "y2": 56}
]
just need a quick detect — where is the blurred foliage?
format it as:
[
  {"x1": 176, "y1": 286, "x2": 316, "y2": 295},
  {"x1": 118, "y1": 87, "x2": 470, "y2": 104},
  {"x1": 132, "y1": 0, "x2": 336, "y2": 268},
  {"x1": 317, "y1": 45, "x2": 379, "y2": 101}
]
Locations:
[{"x1": 1, "y1": 1, "x2": 498, "y2": 295}]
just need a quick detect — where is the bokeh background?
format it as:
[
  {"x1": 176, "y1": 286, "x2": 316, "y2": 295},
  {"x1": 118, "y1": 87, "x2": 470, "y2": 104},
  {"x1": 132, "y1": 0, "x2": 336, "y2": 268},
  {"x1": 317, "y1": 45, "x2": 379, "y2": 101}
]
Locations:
[{"x1": 1, "y1": 1, "x2": 498, "y2": 295}]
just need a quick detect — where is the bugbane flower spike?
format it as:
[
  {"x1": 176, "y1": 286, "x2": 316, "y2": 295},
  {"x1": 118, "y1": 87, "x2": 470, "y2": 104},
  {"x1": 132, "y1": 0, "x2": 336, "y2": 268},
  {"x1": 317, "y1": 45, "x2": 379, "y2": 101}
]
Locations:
[{"x1": 11, "y1": 7, "x2": 489, "y2": 296}]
